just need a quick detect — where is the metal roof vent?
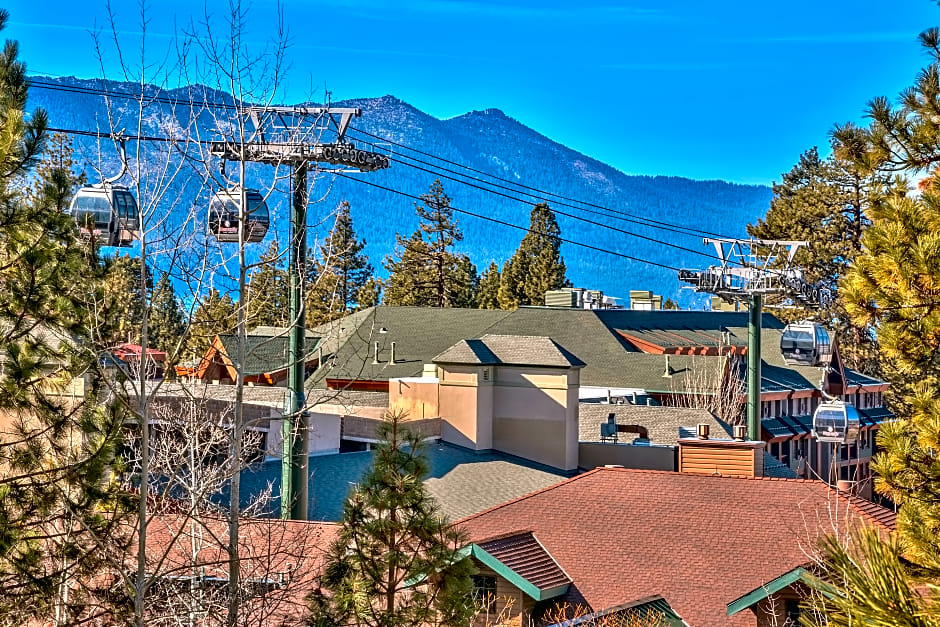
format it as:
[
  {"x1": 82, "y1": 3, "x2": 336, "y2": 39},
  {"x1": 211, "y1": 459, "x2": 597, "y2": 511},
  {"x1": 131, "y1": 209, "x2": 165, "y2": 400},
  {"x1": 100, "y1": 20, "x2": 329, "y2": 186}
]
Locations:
[
  {"x1": 662, "y1": 354, "x2": 675, "y2": 378},
  {"x1": 733, "y1": 424, "x2": 747, "y2": 441},
  {"x1": 372, "y1": 342, "x2": 380, "y2": 364},
  {"x1": 388, "y1": 341, "x2": 397, "y2": 365},
  {"x1": 697, "y1": 423, "x2": 710, "y2": 439}
]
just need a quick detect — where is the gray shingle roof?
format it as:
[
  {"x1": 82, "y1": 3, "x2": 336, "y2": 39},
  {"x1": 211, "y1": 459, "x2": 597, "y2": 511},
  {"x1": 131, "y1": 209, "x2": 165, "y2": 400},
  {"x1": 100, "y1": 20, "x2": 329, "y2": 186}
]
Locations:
[
  {"x1": 306, "y1": 306, "x2": 511, "y2": 387},
  {"x1": 579, "y1": 404, "x2": 732, "y2": 445},
  {"x1": 238, "y1": 441, "x2": 568, "y2": 522},
  {"x1": 434, "y1": 335, "x2": 586, "y2": 368},
  {"x1": 217, "y1": 332, "x2": 320, "y2": 376},
  {"x1": 302, "y1": 306, "x2": 887, "y2": 396}
]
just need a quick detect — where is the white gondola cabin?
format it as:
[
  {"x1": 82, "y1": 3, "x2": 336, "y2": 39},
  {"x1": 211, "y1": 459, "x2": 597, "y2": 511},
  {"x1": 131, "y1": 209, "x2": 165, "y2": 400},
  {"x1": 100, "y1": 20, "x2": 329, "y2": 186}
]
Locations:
[
  {"x1": 812, "y1": 400, "x2": 860, "y2": 444},
  {"x1": 207, "y1": 187, "x2": 270, "y2": 244},
  {"x1": 780, "y1": 321, "x2": 832, "y2": 367},
  {"x1": 67, "y1": 184, "x2": 139, "y2": 247}
]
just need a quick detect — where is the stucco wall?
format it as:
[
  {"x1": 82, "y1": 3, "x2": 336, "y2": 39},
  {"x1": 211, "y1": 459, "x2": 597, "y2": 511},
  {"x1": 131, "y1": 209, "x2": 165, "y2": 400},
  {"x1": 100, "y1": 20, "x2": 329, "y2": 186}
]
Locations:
[{"x1": 389, "y1": 377, "x2": 439, "y2": 420}]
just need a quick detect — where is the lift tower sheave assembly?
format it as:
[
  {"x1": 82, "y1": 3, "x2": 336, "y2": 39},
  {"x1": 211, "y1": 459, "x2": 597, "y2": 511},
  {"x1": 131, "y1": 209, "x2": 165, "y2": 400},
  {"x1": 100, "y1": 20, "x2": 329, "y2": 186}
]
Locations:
[
  {"x1": 209, "y1": 105, "x2": 390, "y2": 521},
  {"x1": 678, "y1": 238, "x2": 828, "y2": 442}
]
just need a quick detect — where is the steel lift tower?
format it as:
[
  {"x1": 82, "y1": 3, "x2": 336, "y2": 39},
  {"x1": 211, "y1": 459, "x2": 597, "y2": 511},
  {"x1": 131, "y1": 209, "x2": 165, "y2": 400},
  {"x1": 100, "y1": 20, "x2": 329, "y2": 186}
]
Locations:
[
  {"x1": 678, "y1": 238, "x2": 829, "y2": 441},
  {"x1": 210, "y1": 106, "x2": 390, "y2": 520}
]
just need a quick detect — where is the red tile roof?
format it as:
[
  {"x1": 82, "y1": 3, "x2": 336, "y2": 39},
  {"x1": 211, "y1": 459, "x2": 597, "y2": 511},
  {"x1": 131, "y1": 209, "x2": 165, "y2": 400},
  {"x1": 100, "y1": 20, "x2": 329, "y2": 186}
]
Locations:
[
  {"x1": 143, "y1": 515, "x2": 338, "y2": 623},
  {"x1": 459, "y1": 468, "x2": 895, "y2": 627}
]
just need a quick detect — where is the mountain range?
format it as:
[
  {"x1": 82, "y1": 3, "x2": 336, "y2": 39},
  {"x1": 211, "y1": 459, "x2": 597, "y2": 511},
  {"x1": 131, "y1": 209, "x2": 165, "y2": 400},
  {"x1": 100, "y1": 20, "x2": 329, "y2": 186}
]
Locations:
[{"x1": 27, "y1": 76, "x2": 773, "y2": 306}]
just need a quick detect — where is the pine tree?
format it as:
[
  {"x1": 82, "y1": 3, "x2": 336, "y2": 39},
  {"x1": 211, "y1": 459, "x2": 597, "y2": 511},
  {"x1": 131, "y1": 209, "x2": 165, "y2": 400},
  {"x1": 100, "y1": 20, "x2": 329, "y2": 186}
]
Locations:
[
  {"x1": 26, "y1": 132, "x2": 85, "y2": 204},
  {"x1": 0, "y1": 11, "x2": 128, "y2": 620},
  {"x1": 842, "y1": 188, "x2": 940, "y2": 567},
  {"x1": 383, "y1": 180, "x2": 477, "y2": 308},
  {"x1": 184, "y1": 288, "x2": 236, "y2": 361},
  {"x1": 97, "y1": 254, "x2": 147, "y2": 345},
  {"x1": 356, "y1": 277, "x2": 383, "y2": 309},
  {"x1": 306, "y1": 410, "x2": 476, "y2": 627},
  {"x1": 246, "y1": 240, "x2": 289, "y2": 329},
  {"x1": 746, "y1": 147, "x2": 886, "y2": 374},
  {"x1": 799, "y1": 27, "x2": 940, "y2": 625},
  {"x1": 498, "y1": 203, "x2": 568, "y2": 309},
  {"x1": 148, "y1": 272, "x2": 186, "y2": 358},
  {"x1": 805, "y1": 185, "x2": 940, "y2": 624},
  {"x1": 476, "y1": 261, "x2": 501, "y2": 309},
  {"x1": 307, "y1": 200, "x2": 373, "y2": 325}
]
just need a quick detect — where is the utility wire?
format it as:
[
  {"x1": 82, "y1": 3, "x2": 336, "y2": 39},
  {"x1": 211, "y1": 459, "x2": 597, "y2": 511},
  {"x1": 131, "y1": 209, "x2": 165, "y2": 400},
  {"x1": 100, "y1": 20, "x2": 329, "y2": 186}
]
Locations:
[
  {"x1": 31, "y1": 78, "x2": 741, "y2": 240},
  {"x1": 47, "y1": 123, "x2": 731, "y2": 266},
  {"x1": 346, "y1": 127, "x2": 720, "y2": 240},
  {"x1": 377, "y1": 152, "x2": 723, "y2": 263},
  {"x1": 346, "y1": 124, "x2": 739, "y2": 240},
  {"x1": 46, "y1": 125, "x2": 682, "y2": 272},
  {"x1": 331, "y1": 170, "x2": 682, "y2": 272}
]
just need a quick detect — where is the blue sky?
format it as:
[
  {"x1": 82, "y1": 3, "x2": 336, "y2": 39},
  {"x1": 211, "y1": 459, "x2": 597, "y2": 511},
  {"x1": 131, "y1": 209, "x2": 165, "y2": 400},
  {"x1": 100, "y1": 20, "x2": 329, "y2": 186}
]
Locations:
[{"x1": 7, "y1": 0, "x2": 940, "y2": 185}]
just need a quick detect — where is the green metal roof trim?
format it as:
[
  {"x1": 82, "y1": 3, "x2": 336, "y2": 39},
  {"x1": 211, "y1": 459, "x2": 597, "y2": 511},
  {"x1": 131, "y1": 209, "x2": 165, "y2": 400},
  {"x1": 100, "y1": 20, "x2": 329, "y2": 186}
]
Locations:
[
  {"x1": 549, "y1": 595, "x2": 685, "y2": 626},
  {"x1": 469, "y1": 544, "x2": 569, "y2": 602},
  {"x1": 630, "y1": 597, "x2": 685, "y2": 626},
  {"x1": 726, "y1": 566, "x2": 811, "y2": 616}
]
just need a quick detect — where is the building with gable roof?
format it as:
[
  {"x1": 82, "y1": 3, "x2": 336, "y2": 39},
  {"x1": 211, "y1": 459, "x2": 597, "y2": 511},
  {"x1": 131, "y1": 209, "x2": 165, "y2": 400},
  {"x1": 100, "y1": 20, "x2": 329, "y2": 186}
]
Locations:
[
  {"x1": 458, "y1": 465, "x2": 896, "y2": 627},
  {"x1": 299, "y1": 305, "x2": 889, "y2": 492}
]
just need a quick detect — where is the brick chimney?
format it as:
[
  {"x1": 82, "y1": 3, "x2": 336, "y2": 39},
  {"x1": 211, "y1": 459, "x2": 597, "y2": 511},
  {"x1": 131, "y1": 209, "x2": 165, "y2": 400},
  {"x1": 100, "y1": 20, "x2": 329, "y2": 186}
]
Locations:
[{"x1": 678, "y1": 426, "x2": 765, "y2": 478}]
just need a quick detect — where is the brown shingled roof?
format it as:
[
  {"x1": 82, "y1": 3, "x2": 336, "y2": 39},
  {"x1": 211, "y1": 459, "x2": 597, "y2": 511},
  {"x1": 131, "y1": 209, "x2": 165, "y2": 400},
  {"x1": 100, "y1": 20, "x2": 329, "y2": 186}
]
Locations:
[
  {"x1": 476, "y1": 531, "x2": 571, "y2": 593},
  {"x1": 459, "y1": 467, "x2": 895, "y2": 627}
]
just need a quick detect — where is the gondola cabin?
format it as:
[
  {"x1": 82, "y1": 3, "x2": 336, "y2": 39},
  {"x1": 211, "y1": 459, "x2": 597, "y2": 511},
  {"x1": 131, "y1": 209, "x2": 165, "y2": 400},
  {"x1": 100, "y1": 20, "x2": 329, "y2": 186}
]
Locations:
[
  {"x1": 812, "y1": 401, "x2": 860, "y2": 444},
  {"x1": 207, "y1": 187, "x2": 269, "y2": 244},
  {"x1": 780, "y1": 321, "x2": 832, "y2": 366},
  {"x1": 68, "y1": 184, "x2": 139, "y2": 247}
]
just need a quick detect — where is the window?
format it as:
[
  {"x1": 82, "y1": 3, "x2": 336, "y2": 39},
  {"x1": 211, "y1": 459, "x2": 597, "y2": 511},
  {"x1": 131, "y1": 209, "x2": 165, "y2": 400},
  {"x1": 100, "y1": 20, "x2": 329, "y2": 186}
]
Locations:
[
  {"x1": 786, "y1": 598, "x2": 801, "y2": 625},
  {"x1": 762, "y1": 401, "x2": 772, "y2": 418},
  {"x1": 472, "y1": 575, "x2": 497, "y2": 613},
  {"x1": 780, "y1": 440, "x2": 790, "y2": 465}
]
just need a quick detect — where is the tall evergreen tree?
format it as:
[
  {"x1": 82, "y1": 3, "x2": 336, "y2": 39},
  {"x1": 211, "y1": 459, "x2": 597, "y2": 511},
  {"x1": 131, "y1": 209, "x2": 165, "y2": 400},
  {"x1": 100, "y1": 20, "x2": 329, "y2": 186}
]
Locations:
[
  {"x1": 356, "y1": 277, "x2": 383, "y2": 310},
  {"x1": 148, "y1": 272, "x2": 186, "y2": 357},
  {"x1": 184, "y1": 288, "x2": 236, "y2": 361},
  {"x1": 807, "y1": 184, "x2": 940, "y2": 625},
  {"x1": 306, "y1": 410, "x2": 476, "y2": 627},
  {"x1": 476, "y1": 261, "x2": 501, "y2": 309},
  {"x1": 498, "y1": 203, "x2": 568, "y2": 309},
  {"x1": 97, "y1": 255, "x2": 147, "y2": 345},
  {"x1": 307, "y1": 200, "x2": 373, "y2": 325},
  {"x1": 0, "y1": 11, "x2": 128, "y2": 621},
  {"x1": 246, "y1": 240, "x2": 289, "y2": 329},
  {"x1": 383, "y1": 180, "x2": 477, "y2": 308},
  {"x1": 746, "y1": 147, "x2": 888, "y2": 374}
]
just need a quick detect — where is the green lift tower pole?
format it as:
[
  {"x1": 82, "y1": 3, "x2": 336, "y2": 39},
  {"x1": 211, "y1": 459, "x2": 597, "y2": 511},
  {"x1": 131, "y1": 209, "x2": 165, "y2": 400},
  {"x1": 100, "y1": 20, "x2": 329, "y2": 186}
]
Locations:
[
  {"x1": 747, "y1": 293, "x2": 762, "y2": 441},
  {"x1": 209, "y1": 105, "x2": 390, "y2": 521},
  {"x1": 282, "y1": 162, "x2": 309, "y2": 520}
]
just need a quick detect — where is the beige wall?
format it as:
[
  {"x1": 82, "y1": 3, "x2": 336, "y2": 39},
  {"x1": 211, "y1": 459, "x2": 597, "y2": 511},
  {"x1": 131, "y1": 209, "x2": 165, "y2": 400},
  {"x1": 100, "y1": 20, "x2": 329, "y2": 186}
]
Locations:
[
  {"x1": 439, "y1": 365, "x2": 493, "y2": 451},
  {"x1": 266, "y1": 412, "x2": 342, "y2": 457},
  {"x1": 389, "y1": 377, "x2": 439, "y2": 420},
  {"x1": 436, "y1": 363, "x2": 580, "y2": 471}
]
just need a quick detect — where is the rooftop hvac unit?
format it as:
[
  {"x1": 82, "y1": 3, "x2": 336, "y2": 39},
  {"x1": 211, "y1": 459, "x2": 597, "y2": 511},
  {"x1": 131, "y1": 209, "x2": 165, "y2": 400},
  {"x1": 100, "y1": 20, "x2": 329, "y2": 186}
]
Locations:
[{"x1": 545, "y1": 288, "x2": 581, "y2": 308}]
